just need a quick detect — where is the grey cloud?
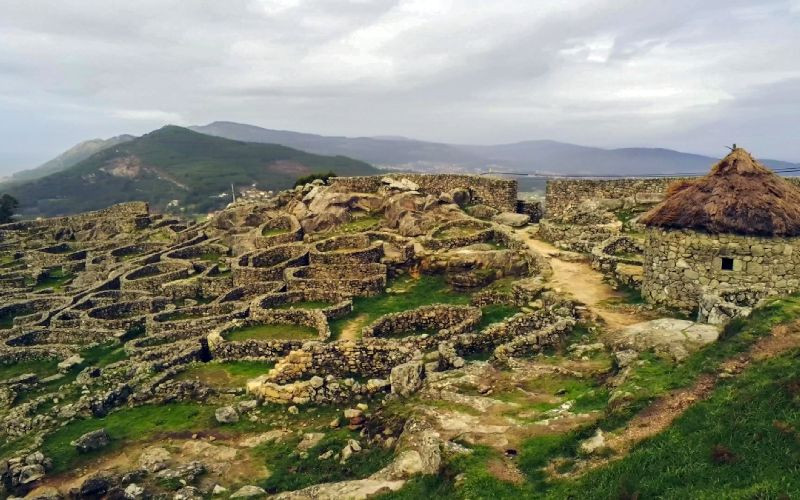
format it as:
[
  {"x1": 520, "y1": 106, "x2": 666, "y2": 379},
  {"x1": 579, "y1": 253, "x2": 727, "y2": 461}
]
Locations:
[{"x1": 0, "y1": 0, "x2": 798, "y2": 174}]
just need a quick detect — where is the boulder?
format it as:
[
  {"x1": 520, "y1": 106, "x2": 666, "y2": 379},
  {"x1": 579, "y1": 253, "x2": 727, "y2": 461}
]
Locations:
[
  {"x1": 79, "y1": 473, "x2": 112, "y2": 498},
  {"x1": 71, "y1": 428, "x2": 110, "y2": 453},
  {"x1": 465, "y1": 204, "x2": 498, "y2": 219},
  {"x1": 390, "y1": 361, "x2": 425, "y2": 398},
  {"x1": 138, "y1": 446, "x2": 171, "y2": 473},
  {"x1": 230, "y1": 485, "x2": 267, "y2": 498},
  {"x1": 381, "y1": 177, "x2": 419, "y2": 192},
  {"x1": 215, "y1": 406, "x2": 239, "y2": 424},
  {"x1": 615, "y1": 318, "x2": 720, "y2": 361},
  {"x1": 579, "y1": 429, "x2": 607, "y2": 455},
  {"x1": 491, "y1": 212, "x2": 530, "y2": 227},
  {"x1": 57, "y1": 355, "x2": 83, "y2": 372}
]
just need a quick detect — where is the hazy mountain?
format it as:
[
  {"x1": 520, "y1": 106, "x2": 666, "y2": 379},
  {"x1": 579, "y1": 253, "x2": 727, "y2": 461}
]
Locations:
[
  {"x1": 190, "y1": 121, "x2": 486, "y2": 170},
  {"x1": 10, "y1": 134, "x2": 136, "y2": 182},
  {"x1": 7, "y1": 125, "x2": 378, "y2": 217},
  {"x1": 192, "y1": 121, "x2": 800, "y2": 176}
]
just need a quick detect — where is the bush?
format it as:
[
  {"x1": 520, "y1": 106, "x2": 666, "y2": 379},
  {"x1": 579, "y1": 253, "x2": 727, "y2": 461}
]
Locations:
[{"x1": 293, "y1": 171, "x2": 337, "y2": 187}]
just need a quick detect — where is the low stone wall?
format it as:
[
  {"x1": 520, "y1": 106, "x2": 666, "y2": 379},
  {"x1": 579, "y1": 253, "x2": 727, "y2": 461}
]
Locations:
[
  {"x1": 285, "y1": 264, "x2": 387, "y2": 297},
  {"x1": 146, "y1": 302, "x2": 246, "y2": 336},
  {"x1": 361, "y1": 305, "x2": 481, "y2": 339},
  {"x1": 248, "y1": 307, "x2": 331, "y2": 341},
  {"x1": 233, "y1": 243, "x2": 309, "y2": 285},
  {"x1": 120, "y1": 261, "x2": 192, "y2": 294},
  {"x1": 254, "y1": 215, "x2": 303, "y2": 249},
  {"x1": 83, "y1": 298, "x2": 168, "y2": 331},
  {"x1": 537, "y1": 221, "x2": 618, "y2": 253},
  {"x1": 329, "y1": 174, "x2": 518, "y2": 212},
  {"x1": 254, "y1": 291, "x2": 353, "y2": 320},
  {"x1": 642, "y1": 228, "x2": 800, "y2": 310},
  {"x1": 217, "y1": 281, "x2": 285, "y2": 303},
  {"x1": 310, "y1": 234, "x2": 384, "y2": 266},
  {"x1": 422, "y1": 220, "x2": 494, "y2": 251}
]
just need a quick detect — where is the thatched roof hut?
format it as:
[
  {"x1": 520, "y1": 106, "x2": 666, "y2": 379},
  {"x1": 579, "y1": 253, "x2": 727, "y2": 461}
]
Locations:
[{"x1": 640, "y1": 148, "x2": 800, "y2": 237}]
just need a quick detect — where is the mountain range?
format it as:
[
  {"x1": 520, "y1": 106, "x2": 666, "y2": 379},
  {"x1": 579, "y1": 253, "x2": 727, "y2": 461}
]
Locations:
[
  {"x1": 6, "y1": 120, "x2": 800, "y2": 217},
  {"x1": 190, "y1": 121, "x2": 800, "y2": 177},
  {"x1": 3, "y1": 126, "x2": 378, "y2": 217}
]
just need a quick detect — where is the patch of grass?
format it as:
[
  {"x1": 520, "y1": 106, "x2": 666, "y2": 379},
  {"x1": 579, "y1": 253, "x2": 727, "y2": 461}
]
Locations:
[
  {"x1": 262, "y1": 226, "x2": 288, "y2": 237},
  {"x1": 334, "y1": 214, "x2": 381, "y2": 233},
  {"x1": 175, "y1": 361, "x2": 275, "y2": 389},
  {"x1": 159, "y1": 310, "x2": 205, "y2": 322},
  {"x1": 42, "y1": 404, "x2": 218, "y2": 473},
  {"x1": 329, "y1": 274, "x2": 471, "y2": 339},
  {"x1": 254, "y1": 429, "x2": 393, "y2": 493},
  {"x1": 0, "y1": 357, "x2": 59, "y2": 381},
  {"x1": 478, "y1": 304, "x2": 520, "y2": 330},
  {"x1": 550, "y1": 349, "x2": 800, "y2": 498},
  {"x1": 32, "y1": 267, "x2": 74, "y2": 291},
  {"x1": 226, "y1": 323, "x2": 319, "y2": 341},
  {"x1": 608, "y1": 295, "x2": 800, "y2": 426},
  {"x1": 198, "y1": 251, "x2": 224, "y2": 262}
]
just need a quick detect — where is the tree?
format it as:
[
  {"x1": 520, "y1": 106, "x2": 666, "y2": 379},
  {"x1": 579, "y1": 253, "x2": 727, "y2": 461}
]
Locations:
[{"x1": 0, "y1": 194, "x2": 19, "y2": 223}]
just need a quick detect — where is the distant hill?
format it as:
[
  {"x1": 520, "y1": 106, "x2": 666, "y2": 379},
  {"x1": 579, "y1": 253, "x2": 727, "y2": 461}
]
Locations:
[
  {"x1": 6, "y1": 126, "x2": 379, "y2": 217},
  {"x1": 11, "y1": 134, "x2": 135, "y2": 182},
  {"x1": 192, "y1": 121, "x2": 800, "y2": 177},
  {"x1": 190, "y1": 121, "x2": 486, "y2": 171}
]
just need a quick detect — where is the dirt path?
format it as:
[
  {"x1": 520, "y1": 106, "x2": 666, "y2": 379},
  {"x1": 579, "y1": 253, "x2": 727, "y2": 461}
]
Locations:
[
  {"x1": 513, "y1": 229, "x2": 645, "y2": 332},
  {"x1": 552, "y1": 320, "x2": 800, "y2": 478},
  {"x1": 338, "y1": 313, "x2": 368, "y2": 341}
]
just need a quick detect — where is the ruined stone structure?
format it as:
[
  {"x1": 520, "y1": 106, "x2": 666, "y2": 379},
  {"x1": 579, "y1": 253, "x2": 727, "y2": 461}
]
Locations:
[
  {"x1": 329, "y1": 173, "x2": 518, "y2": 212},
  {"x1": 640, "y1": 149, "x2": 800, "y2": 310}
]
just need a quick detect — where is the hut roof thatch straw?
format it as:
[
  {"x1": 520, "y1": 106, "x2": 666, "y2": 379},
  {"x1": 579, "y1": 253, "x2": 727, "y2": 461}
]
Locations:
[{"x1": 640, "y1": 148, "x2": 800, "y2": 237}]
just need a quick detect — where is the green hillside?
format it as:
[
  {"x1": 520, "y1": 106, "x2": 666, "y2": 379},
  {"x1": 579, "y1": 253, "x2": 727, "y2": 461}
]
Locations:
[{"x1": 6, "y1": 126, "x2": 379, "y2": 216}]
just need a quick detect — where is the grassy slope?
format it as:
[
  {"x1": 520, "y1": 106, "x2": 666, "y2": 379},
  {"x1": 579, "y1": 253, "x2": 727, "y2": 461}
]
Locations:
[
  {"x1": 382, "y1": 295, "x2": 800, "y2": 499},
  {"x1": 8, "y1": 125, "x2": 379, "y2": 216}
]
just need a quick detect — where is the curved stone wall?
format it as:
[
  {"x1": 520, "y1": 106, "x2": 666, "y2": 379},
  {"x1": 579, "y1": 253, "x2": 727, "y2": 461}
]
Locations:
[
  {"x1": 285, "y1": 263, "x2": 387, "y2": 297},
  {"x1": 361, "y1": 305, "x2": 481, "y2": 339},
  {"x1": 309, "y1": 234, "x2": 384, "y2": 265},
  {"x1": 642, "y1": 228, "x2": 800, "y2": 310},
  {"x1": 233, "y1": 243, "x2": 309, "y2": 285}
]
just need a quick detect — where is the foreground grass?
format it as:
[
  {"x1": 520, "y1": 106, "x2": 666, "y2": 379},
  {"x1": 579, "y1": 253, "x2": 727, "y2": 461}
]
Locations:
[
  {"x1": 175, "y1": 360, "x2": 275, "y2": 389},
  {"x1": 383, "y1": 294, "x2": 800, "y2": 498},
  {"x1": 42, "y1": 404, "x2": 218, "y2": 473},
  {"x1": 253, "y1": 429, "x2": 393, "y2": 494},
  {"x1": 550, "y1": 349, "x2": 800, "y2": 499}
]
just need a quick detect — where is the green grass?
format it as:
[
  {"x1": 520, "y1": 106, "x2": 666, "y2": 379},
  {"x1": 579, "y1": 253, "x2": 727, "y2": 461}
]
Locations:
[
  {"x1": 41, "y1": 404, "x2": 218, "y2": 473},
  {"x1": 334, "y1": 215, "x2": 381, "y2": 233},
  {"x1": 0, "y1": 311, "x2": 16, "y2": 329},
  {"x1": 253, "y1": 429, "x2": 393, "y2": 494},
  {"x1": 226, "y1": 323, "x2": 319, "y2": 341},
  {"x1": 159, "y1": 310, "x2": 205, "y2": 322},
  {"x1": 199, "y1": 251, "x2": 224, "y2": 262},
  {"x1": 551, "y1": 349, "x2": 800, "y2": 499},
  {"x1": 32, "y1": 267, "x2": 74, "y2": 291},
  {"x1": 433, "y1": 226, "x2": 480, "y2": 239},
  {"x1": 329, "y1": 274, "x2": 471, "y2": 339},
  {"x1": 175, "y1": 361, "x2": 275, "y2": 389},
  {"x1": 262, "y1": 226, "x2": 289, "y2": 237},
  {"x1": 477, "y1": 304, "x2": 520, "y2": 330},
  {"x1": 0, "y1": 357, "x2": 59, "y2": 381}
]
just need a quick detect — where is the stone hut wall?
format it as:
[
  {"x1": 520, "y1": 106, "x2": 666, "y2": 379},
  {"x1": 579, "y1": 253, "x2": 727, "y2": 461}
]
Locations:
[
  {"x1": 329, "y1": 174, "x2": 518, "y2": 212},
  {"x1": 642, "y1": 228, "x2": 800, "y2": 310}
]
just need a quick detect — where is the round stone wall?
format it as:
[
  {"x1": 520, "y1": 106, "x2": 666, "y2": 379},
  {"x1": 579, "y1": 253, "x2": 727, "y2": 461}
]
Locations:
[{"x1": 642, "y1": 228, "x2": 800, "y2": 310}]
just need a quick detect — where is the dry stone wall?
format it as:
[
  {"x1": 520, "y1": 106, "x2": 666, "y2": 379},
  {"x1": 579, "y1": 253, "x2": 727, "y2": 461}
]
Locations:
[
  {"x1": 642, "y1": 228, "x2": 800, "y2": 310},
  {"x1": 329, "y1": 174, "x2": 518, "y2": 212}
]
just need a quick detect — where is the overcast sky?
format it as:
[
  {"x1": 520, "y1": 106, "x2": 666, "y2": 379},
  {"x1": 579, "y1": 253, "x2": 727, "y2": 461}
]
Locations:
[{"x1": 1, "y1": 0, "x2": 799, "y2": 174}]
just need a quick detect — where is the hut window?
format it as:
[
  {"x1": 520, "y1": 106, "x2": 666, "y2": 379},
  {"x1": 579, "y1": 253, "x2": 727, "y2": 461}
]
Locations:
[{"x1": 721, "y1": 257, "x2": 734, "y2": 271}]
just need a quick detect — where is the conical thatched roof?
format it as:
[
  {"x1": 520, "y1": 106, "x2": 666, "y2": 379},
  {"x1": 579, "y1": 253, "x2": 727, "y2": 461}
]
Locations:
[{"x1": 640, "y1": 148, "x2": 800, "y2": 237}]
